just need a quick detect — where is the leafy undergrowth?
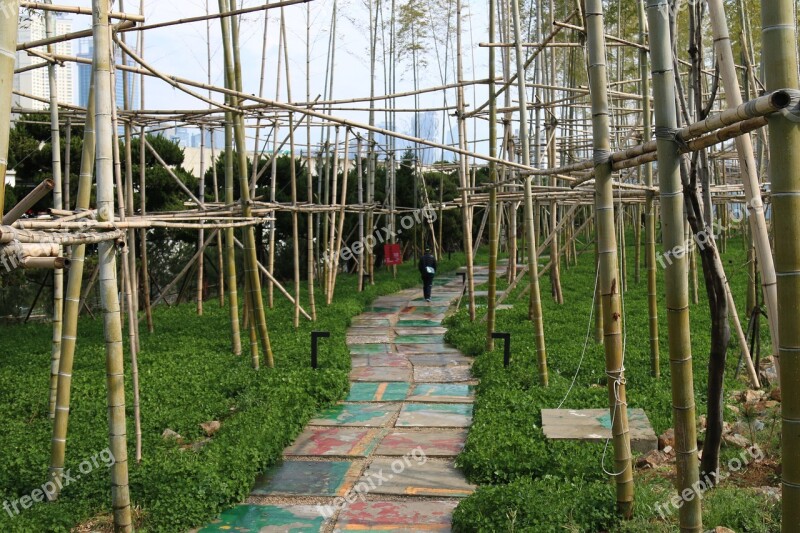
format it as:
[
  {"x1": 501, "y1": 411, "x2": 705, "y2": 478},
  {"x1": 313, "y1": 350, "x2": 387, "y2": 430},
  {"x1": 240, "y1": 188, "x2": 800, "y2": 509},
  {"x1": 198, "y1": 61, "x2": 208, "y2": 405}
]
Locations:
[
  {"x1": 0, "y1": 257, "x2": 460, "y2": 532},
  {"x1": 446, "y1": 237, "x2": 780, "y2": 532}
]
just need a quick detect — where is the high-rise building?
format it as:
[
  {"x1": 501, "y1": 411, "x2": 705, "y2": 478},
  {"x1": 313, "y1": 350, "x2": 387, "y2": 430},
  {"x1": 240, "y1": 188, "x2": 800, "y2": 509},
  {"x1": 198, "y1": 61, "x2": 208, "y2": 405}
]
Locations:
[
  {"x1": 14, "y1": 13, "x2": 73, "y2": 110},
  {"x1": 76, "y1": 38, "x2": 140, "y2": 110}
]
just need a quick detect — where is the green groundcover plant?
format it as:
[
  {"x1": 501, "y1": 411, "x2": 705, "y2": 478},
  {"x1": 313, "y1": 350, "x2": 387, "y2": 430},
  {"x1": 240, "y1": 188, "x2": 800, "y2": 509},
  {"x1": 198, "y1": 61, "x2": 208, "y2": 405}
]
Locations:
[{"x1": 447, "y1": 237, "x2": 780, "y2": 532}]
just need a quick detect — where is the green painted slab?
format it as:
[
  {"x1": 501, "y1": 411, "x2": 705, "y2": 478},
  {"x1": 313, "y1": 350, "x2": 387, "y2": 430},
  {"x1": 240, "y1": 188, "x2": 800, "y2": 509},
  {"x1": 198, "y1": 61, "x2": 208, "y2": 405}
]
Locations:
[
  {"x1": 401, "y1": 305, "x2": 449, "y2": 314},
  {"x1": 396, "y1": 403, "x2": 473, "y2": 428},
  {"x1": 394, "y1": 334, "x2": 446, "y2": 344},
  {"x1": 252, "y1": 460, "x2": 361, "y2": 497},
  {"x1": 540, "y1": 408, "x2": 657, "y2": 453},
  {"x1": 201, "y1": 504, "x2": 329, "y2": 532},
  {"x1": 310, "y1": 402, "x2": 399, "y2": 427},
  {"x1": 351, "y1": 318, "x2": 392, "y2": 326},
  {"x1": 347, "y1": 382, "x2": 410, "y2": 402},
  {"x1": 396, "y1": 319, "x2": 442, "y2": 327},
  {"x1": 394, "y1": 327, "x2": 447, "y2": 336},
  {"x1": 349, "y1": 343, "x2": 392, "y2": 354},
  {"x1": 408, "y1": 384, "x2": 475, "y2": 403}
]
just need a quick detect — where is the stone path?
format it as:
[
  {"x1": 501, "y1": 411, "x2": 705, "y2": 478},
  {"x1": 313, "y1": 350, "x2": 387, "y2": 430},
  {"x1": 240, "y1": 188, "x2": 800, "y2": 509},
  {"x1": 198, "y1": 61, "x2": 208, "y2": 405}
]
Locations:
[{"x1": 200, "y1": 273, "x2": 482, "y2": 532}]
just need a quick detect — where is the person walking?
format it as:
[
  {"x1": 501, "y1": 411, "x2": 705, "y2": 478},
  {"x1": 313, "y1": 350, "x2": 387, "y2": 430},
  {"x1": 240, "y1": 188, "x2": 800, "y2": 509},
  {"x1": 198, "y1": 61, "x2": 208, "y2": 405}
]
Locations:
[{"x1": 418, "y1": 247, "x2": 437, "y2": 302}]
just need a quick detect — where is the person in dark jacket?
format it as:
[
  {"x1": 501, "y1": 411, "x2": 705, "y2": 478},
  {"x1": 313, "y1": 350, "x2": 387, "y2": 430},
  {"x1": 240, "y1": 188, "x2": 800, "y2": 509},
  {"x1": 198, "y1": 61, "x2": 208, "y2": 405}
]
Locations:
[{"x1": 418, "y1": 247, "x2": 437, "y2": 302}]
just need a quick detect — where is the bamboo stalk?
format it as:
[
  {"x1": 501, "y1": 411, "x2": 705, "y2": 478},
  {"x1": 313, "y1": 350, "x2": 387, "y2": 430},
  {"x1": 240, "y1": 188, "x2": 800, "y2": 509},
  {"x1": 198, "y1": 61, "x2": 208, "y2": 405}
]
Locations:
[
  {"x1": 707, "y1": 0, "x2": 780, "y2": 377},
  {"x1": 761, "y1": 0, "x2": 800, "y2": 529},
  {"x1": 640, "y1": 0, "x2": 660, "y2": 377},
  {"x1": 224, "y1": 0, "x2": 272, "y2": 367},
  {"x1": 647, "y1": 0, "x2": 702, "y2": 529},
  {"x1": 46, "y1": 10, "x2": 65, "y2": 421},
  {"x1": 48, "y1": 71, "x2": 96, "y2": 500},
  {"x1": 92, "y1": 1, "x2": 133, "y2": 529},
  {"x1": 511, "y1": 0, "x2": 547, "y2": 385},
  {"x1": 486, "y1": 0, "x2": 498, "y2": 350},
  {"x1": 584, "y1": 0, "x2": 634, "y2": 515},
  {"x1": 3, "y1": 179, "x2": 54, "y2": 226},
  {"x1": 329, "y1": 129, "x2": 351, "y2": 303}
]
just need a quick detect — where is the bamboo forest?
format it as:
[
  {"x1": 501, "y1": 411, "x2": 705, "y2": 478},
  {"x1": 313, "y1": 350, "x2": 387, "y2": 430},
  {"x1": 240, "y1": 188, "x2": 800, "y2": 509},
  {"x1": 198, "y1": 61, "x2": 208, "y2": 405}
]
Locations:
[{"x1": 0, "y1": 0, "x2": 797, "y2": 530}]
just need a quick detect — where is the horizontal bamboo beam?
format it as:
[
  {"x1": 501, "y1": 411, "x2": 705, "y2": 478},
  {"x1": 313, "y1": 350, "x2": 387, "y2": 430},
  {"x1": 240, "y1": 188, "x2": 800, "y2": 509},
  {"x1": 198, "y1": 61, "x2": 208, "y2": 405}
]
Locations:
[
  {"x1": 16, "y1": 21, "x2": 136, "y2": 52},
  {"x1": 3, "y1": 179, "x2": 54, "y2": 225},
  {"x1": 19, "y1": 2, "x2": 144, "y2": 22}
]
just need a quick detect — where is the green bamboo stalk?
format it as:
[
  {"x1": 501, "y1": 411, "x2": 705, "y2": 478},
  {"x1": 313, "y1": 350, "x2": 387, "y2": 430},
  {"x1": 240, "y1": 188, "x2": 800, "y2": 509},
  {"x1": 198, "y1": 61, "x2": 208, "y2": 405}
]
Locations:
[
  {"x1": 0, "y1": 0, "x2": 18, "y2": 218},
  {"x1": 647, "y1": 0, "x2": 702, "y2": 529},
  {"x1": 707, "y1": 0, "x2": 780, "y2": 376},
  {"x1": 638, "y1": 0, "x2": 659, "y2": 378},
  {"x1": 761, "y1": 0, "x2": 800, "y2": 529},
  {"x1": 92, "y1": 1, "x2": 133, "y2": 529},
  {"x1": 306, "y1": 2, "x2": 317, "y2": 318},
  {"x1": 584, "y1": 0, "x2": 634, "y2": 516},
  {"x1": 510, "y1": 0, "x2": 547, "y2": 386},
  {"x1": 218, "y1": 3, "x2": 241, "y2": 356},
  {"x1": 486, "y1": 0, "x2": 498, "y2": 351},
  {"x1": 46, "y1": 10, "x2": 64, "y2": 420},
  {"x1": 48, "y1": 72, "x2": 95, "y2": 501},
  {"x1": 224, "y1": 0, "x2": 273, "y2": 367}
]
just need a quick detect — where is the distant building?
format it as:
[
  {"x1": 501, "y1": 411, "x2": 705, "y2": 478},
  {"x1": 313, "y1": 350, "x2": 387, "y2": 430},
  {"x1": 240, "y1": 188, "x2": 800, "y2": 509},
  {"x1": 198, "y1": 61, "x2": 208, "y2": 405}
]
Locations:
[
  {"x1": 76, "y1": 38, "x2": 139, "y2": 110},
  {"x1": 14, "y1": 14, "x2": 73, "y2": 110}
]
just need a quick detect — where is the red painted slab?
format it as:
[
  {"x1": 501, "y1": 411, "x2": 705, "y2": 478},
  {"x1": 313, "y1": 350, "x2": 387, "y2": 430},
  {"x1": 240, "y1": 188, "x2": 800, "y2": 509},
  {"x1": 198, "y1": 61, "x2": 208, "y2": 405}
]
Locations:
[{"x1": 334, "y1": 500, "x2": 457, "y2": 532}]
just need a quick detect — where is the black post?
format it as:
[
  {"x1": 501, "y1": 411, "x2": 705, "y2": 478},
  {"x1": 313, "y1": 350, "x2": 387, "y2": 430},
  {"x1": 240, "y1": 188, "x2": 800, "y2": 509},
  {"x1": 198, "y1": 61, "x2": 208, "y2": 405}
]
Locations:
[
  {"x1": 458, "y1": 272, "x2": 466, "y2": 284},
  {"x1": 491, "y1": 332, "x2": 511, "y2": 367},
  {"x1": 311, "y1": 331, "x2": 330, "y2": 369}
]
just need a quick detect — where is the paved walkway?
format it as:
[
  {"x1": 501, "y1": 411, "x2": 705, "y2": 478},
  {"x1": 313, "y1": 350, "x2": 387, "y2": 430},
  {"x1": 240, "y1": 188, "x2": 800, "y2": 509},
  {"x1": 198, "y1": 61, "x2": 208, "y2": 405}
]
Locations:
[{"x1": 201, "y1": 271, "x2": 484, "y2": 532}]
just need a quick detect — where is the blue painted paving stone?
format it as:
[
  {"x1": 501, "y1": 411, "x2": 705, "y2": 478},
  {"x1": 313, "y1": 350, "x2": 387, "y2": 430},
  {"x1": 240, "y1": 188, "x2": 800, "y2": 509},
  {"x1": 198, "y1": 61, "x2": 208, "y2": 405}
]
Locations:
[
  {"x1": 394, "y1": 334, "x2": 446, "y2": 344},
  {"x1": 349, "y1": 343, "x2": 392, "y2": 355},
  {"x1": 200, "y1": 504, "x2": 330, "y2": 532},
  {"x1": 407, "y1": 383, "x2": 475, "y2": 403},
  {"x1": 251, "y1": 460, "x2": 362, "y2": 497},
  {"x1": 309, "y1": 402, "x2": 400, "y2": 427},
  {"x1": 346, "y1": 382, "x2": 410, "y2": 402}
]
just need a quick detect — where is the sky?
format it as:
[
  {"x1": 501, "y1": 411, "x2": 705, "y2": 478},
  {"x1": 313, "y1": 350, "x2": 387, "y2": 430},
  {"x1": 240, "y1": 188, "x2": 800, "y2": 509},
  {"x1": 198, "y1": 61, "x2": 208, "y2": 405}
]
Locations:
[{"x1": 61, "y1": 0, "x2": 495, "y2": 161}]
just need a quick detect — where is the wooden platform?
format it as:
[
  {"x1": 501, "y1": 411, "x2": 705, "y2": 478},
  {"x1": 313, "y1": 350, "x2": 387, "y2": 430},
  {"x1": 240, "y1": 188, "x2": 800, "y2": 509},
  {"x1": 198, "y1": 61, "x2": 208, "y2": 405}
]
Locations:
[{"x1": 541, "y1": 408, "x2": 658, "y2": 453}]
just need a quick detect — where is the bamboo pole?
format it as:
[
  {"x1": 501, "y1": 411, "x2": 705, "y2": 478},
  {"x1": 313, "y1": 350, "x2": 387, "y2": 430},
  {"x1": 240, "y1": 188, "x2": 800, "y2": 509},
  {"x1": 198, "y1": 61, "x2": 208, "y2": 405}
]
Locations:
[
  {"x1": 511, "y1": 0, "x2": 547, "y2": 385},
  {"x1": 45, "y1": 10, "x2": 65, "y2": 421},
  {"x1": 640, "y1": 0, "x2": 660, "y2": 378},
  {"x1": 225, "y1": 0, "x2": 272, "y2": 367},
  {"x1": 197, "y1": 124, "x2": 206, "y2": 316},
  {"x1": 306, "y1": 2, "x2": 317, "y2": 317},
  {"x1": 486, "y1": 0, "x2": 498, "y2": 351},
  {"x1": 761, "y1": 0, "x2": 800, "y2": 529},
  {"x1": 647, "y1": 0, "x2": 702, "y2": 529},
  {"x1": 48, "y1": 71, "x2": 95, "y2": 501},
  {"x1": 707, "y1": 0, "x2": 780, "y2": 376},
  {"x1": 584, "y1": 0, "x2": 634, "y2": 515},
  {"x1": 329, "y1": 129, "x2": 351, "y2": 303},
  {"x1": 0, "y1": 0, "x2": 19, "y2": 216},
  {"x1": 455, "y1": 0, "x2": 476, "y2": 320},
  {"x1": 92, "y1": 1, "x2": 133, "y2": 528}
]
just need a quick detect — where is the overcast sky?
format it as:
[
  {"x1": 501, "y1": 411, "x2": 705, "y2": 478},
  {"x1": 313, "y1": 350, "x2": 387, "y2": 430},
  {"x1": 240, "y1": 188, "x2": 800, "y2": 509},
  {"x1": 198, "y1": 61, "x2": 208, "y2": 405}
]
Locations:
[{"x1": 61, "y1": 0, "x2": 494, "y2": 159}]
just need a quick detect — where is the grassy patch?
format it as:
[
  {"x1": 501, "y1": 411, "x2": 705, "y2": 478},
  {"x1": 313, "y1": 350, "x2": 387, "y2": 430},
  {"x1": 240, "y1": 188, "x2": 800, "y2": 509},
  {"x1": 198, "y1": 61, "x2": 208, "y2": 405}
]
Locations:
[{"x1": 446, "y1": 235, "x2": 780, "y2": 532}]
